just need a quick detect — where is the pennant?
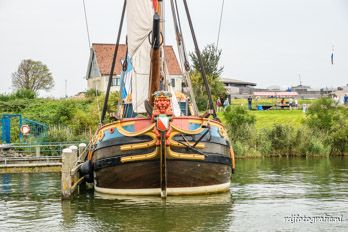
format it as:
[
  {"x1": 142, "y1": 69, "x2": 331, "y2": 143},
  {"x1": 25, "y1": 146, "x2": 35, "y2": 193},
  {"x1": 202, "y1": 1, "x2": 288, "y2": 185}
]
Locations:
[{"x1": 153, "y1": 0, "x2": 158, "y2": 12}]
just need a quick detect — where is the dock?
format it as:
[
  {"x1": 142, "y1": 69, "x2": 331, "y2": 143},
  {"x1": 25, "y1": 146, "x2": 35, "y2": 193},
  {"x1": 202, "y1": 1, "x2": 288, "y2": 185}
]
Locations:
[
  {"x1": 0, "y1": 142, "x2": 84, "y2": 174},
  {"x1": 0, "y1": 156, "x2": 62, "y2": 173}
]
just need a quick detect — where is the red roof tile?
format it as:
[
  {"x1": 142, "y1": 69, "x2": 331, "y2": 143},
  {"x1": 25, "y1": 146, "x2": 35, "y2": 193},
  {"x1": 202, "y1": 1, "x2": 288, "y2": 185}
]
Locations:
[{"x1": 92, "y1": 43, "x2": 182, "y2": 76}]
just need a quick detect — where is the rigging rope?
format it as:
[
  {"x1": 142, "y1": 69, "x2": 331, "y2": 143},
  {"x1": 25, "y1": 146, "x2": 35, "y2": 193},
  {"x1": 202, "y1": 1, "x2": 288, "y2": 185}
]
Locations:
[
  {"x1": 82, "y1": 0, "x2": 92, "y2": 48},
  {"x1": 216, "y1": 0, "x2": 225, "y2": 49}
]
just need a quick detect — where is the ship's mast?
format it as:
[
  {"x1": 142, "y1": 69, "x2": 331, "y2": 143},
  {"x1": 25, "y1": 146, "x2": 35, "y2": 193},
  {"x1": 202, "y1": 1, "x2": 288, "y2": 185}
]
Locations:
[{"x1": 148, "y1": 1, "x2": 163, "y2": 105}]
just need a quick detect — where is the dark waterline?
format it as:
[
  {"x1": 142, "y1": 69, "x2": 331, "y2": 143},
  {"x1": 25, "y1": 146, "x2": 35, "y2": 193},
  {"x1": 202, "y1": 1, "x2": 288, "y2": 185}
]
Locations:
[{"x1": 0, "y1": 157, "x2": 347, "y2": 231}]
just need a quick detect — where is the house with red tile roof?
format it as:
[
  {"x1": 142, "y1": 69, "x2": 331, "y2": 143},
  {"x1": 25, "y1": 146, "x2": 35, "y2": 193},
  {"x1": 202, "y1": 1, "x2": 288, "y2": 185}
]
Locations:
[{"x1": 86, "y1": 43, "x2": 183, "y2": 93}]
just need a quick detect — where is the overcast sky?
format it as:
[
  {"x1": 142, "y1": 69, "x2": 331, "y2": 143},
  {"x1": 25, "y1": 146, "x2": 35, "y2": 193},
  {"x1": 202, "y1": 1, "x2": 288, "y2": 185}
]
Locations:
[{"x1": 0, "y1": 0, "x2": 347, "y2": 97}]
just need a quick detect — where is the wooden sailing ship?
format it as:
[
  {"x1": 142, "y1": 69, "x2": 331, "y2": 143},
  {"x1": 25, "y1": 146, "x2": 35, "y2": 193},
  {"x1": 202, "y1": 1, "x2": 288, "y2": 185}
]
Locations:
[{"x1": 82, "y1": 0, "x2": 235, "y2": 197}]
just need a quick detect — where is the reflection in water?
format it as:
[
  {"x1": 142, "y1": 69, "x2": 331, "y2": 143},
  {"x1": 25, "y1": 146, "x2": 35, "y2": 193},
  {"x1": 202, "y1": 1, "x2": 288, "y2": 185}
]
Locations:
[
  {"x1": 61, "y1": 193, "x2": 233, "y2": 231},
  {"x1": 1, "y1": 174, "x2": 11, "y2": 193},
  {"x1": 0, "y1": 157, "x2": 347, "y2": 231}
]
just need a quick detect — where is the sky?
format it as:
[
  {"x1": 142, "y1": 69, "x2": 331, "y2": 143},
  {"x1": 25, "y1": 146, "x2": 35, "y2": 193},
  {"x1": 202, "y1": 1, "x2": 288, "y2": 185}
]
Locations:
[{"x1": 0, "y1": 0, "x2": 347, "y2": 97}]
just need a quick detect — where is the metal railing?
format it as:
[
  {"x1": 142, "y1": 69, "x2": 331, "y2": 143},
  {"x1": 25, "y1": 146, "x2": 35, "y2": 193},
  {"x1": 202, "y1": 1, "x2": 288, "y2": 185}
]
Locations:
[
  {"x1": 1, "y1": 141, "x2": 87, "y2": 157},
  {"x1": 0, "y1": 156, "x2": 62, "y2": 165}
]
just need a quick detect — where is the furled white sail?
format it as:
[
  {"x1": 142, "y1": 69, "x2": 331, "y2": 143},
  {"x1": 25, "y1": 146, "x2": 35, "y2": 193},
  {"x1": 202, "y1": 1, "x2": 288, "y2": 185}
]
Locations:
[{"x1": 127, "y1": 0, "x2": 154, "y2": 113}]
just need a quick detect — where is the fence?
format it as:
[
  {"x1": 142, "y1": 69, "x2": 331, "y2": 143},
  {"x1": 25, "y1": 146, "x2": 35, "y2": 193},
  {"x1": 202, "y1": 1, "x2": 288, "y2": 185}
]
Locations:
[{"x1": 2, "y1": 142, "x2": 86, "y2": 157}]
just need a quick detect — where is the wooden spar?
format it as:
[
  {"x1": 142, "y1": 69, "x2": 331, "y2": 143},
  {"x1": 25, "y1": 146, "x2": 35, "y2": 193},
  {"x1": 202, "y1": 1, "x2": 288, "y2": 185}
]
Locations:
[
  {"x1": 148, "y1": 13, "x2": 162, "y2": 105},
  {"x1": 100, "y1": 0, "x2": 126, "y2": 124},
  {"x1": 182, "y1": 0, "x2": 217, "y2": 119}
]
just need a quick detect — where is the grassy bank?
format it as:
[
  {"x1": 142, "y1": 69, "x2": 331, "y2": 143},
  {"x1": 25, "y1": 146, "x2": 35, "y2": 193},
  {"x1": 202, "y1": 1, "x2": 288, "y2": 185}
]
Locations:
[
  {"x1": 0, "y1": 91, "x2": 118, "y2": 143},
  {"x1": 219, "y1": 110, "x2": 304, "y2": 129},
  {"x1": 1, "y1": 92, "x2": 347, "y2": 158},
  {"x1": 222, "y1": 98, "x2": 348, "y2": 158}
]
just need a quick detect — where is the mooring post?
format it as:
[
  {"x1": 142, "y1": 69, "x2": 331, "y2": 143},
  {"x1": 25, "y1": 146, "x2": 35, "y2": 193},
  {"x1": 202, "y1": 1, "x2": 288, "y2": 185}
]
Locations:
[
  {"x1": 78, "y1": 143, "x2": 87, "y2": 157},
  {"x1": 69, "y1": 145, "x2": 79, "y2": 191},
  {"x1": 61, "y1": 148, "x2": 73, "y2": 199},
  {"x1": 35, "y1": 145, "x2": 40, "y2": 157}
]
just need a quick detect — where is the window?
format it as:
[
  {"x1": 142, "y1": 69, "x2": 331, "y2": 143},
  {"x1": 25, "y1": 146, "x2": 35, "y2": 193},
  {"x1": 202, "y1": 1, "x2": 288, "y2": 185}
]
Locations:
[
  {"x1": 112, "y1": 76, "x2": 121, "y2": 86},
  {"x1": 171, "y1": 78, "x2": 176, "y2": 88}
]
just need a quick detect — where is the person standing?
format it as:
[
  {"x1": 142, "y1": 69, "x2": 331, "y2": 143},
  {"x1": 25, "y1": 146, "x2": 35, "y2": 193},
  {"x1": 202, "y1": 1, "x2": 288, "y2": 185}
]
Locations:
[
  {"x1": 344, "y1": 94, "x2": 348, "y2": 106},
  {"x1": 223, "y1": 98, "x2": 229, "y2": 111},
  {"x1": 289, "y1": 98, "x2": 293, "y2": 110},
  {"x1": 216, "y1": 97, "x2": 222, "y2": 112},
  {"x1": 294, "y1": 98, "x2": 298, "y2": 110},
  {"x1": 247, "y1": 96, "x2": 252, "y2": 110}
]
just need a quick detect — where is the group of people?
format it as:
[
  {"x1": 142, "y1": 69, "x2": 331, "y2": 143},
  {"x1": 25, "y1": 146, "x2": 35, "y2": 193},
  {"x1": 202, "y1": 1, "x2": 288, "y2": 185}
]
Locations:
[
  {"x1": 284, "y1": 97, "x2": 298, "y2": 110},
  {"x1": 216, "y1": 97, "x2": 230, "y2": 112}
]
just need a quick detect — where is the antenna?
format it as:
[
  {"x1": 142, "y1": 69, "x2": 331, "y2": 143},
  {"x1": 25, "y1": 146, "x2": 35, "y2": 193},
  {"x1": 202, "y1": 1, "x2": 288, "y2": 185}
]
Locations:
[{"x1": 298, "y1": 73, "x2": 302, "y2": 86}]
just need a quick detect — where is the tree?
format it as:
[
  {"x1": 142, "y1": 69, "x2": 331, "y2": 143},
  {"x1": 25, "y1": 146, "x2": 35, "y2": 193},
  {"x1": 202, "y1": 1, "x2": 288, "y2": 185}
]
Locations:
[
  {"x1": 189, "y1": 44, "x2": 225, "y2": 110},
  {"x1": 12, "y1": 59, "x2": 54, "y2": 93},
  {"x1": 189, "y1": 43, "x2": 224, "y2": 78}
]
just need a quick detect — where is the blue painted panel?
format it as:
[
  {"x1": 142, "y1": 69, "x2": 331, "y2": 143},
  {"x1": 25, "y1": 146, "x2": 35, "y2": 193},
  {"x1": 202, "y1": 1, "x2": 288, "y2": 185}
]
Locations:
[
  {"x1": 189, "y1": 123, "x2": 200, "y2": 130},
  {"x1": 103, "y1": 128, "x2": 123, "y2": 141},
  {"x1": 209, "y1": 126, "x2": 221, "y2": 137},
  {"x1": 122, "y1": 125, "x2": 135, "y2": 133}
]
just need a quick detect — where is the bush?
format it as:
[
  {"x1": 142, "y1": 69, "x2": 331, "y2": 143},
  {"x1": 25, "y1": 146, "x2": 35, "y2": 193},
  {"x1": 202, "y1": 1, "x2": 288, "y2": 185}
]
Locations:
[
  {"x1": 13, "y1": 89, "x2": 37, "y2": 99},
  {"x1": 266, "y1": 124, "x2": 295, "y2": 156},
  {"x1": 294, "y1": 128, "x2": 331, "y2": 157},
  {"x1": 46, "y1": 126, "x2": 75, "y2": 142},
  {"x1": 329, "y1": 119, "x2": 348, "y2": 155},
  {"x1": 305, "y1": 97, "x2": 348, "y2": 155},
  {"x1": 223, "y1": 106, "x2": 256, "y2": 142},
  {"x1": 256, "y1": 129, "x2": 273, "y2": 155},
  {"x1": 306, "y1": 97, "x2": 338, "y2": 132},
  {"x1": 85, "y1": 89, "x2": 101, "y2": 98}
]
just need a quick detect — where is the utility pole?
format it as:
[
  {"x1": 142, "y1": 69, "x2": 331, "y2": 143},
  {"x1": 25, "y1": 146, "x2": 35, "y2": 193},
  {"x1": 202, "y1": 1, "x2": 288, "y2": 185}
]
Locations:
[{"x1": 65, "y1": 80, "x2": 68, "y2": 98}]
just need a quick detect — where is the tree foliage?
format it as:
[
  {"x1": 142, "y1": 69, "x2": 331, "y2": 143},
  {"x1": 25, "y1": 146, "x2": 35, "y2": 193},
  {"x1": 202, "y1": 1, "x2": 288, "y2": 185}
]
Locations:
[
  {"x1": 189, "y1": 43, "x2": 224, "y2": 78},
  {"x1": 304, "y1": 97, "x2": 348, "y2": 154},
  {"x1": 12, "y1": 59, "x2": 54, "y2": 93},
  {"x1": 189, "y1": 44, "x2": 225, "y2": 111},
  {"x1": 224, "y1": 106, "x2": 256, "y2": 142}
]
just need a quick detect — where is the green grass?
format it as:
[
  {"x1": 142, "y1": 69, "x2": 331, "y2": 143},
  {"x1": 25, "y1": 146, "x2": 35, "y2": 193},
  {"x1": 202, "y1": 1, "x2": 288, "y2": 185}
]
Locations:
[
  {"x1": 251, "y1": 110, "x2": 304, "y2": 129},
  {"x1": 218, "y1": 109, "x2": 305, "y2": 130},
  {"x1": 230, "y1": 98, "x2": 315, "y2": 108}
]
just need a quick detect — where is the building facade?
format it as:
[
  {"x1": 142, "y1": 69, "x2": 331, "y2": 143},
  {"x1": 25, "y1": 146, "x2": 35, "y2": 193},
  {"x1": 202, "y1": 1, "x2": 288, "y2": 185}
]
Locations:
[{"x1": 86, "y1": 43, "x2": 183, "y2": 93}]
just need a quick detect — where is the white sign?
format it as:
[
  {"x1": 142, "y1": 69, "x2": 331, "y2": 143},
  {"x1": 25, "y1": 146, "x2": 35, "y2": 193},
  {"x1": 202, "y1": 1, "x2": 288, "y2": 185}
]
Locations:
[{"x1": 20, "y1": 125, "x2": 30, "y2": 135}]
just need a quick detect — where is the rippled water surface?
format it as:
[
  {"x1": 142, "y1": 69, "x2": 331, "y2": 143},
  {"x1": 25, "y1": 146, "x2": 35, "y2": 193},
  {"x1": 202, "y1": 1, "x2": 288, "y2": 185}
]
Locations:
[{"x1": 1, "y1": 157, "x2": 347, "y2": 231}]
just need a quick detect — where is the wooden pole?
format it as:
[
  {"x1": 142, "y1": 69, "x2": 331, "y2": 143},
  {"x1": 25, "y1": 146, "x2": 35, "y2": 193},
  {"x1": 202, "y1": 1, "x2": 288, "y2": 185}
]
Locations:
[
  {"x1": 61, "y1": 148, "x2": 74, "y2": 199},
  {"x1": 100, "y1": 0, "x2": 127, "y2": 123},
  {"x1": 78, "y1": 143, "x2": 87, "y2": 158},
  {"x1": 69, "y1": 145, "x2": 79, "y2": 193},
  {"x1": 160, "y1": 132, "x2": 167, "y2": 198},
  {"x1": 35, "y1": 145, "x2": 40, "y2": 157},
  {"x1": 148, "y1": 13, "x2": 162, "y2": 105}
]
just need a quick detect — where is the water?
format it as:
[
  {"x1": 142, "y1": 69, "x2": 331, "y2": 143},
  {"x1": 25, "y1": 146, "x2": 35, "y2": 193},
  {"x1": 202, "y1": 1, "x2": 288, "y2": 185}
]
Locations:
[{"x1": 0, "y1": 157, "x2": 347, "y2": 231}]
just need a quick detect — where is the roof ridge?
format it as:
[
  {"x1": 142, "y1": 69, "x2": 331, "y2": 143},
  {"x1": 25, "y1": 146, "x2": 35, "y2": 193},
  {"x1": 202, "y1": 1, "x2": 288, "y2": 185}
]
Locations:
[{"x1": 92, "y1": 43, "x2": 173, "y2": 48}]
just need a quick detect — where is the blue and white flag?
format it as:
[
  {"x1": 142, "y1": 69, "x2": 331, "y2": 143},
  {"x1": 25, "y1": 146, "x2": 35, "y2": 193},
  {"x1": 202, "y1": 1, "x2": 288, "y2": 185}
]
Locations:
[{"x1": 120, "y1": 56, "x2": 133, "y2": 100}]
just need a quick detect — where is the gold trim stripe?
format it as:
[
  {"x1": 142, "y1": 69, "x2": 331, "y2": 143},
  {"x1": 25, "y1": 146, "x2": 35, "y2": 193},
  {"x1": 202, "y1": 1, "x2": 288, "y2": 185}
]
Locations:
[
  {"x1": 171, "y1": 124, "x2": 205, "y2": 135},
  {"x1": 120, "y1": 132, "x2": 157, "y2": 151},
  {"x1": 167, "y1": 147, "x2": 205, "y2": 160},
  {"x1": 120, "y1": 147, "x2": 159, "y2": 163}
]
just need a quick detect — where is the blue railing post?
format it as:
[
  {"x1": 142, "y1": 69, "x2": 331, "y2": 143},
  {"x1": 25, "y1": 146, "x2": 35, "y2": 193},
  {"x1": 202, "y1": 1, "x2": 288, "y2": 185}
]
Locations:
[{"x1": 2, "y1": 116, "x2": 11, "y2": 144}]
